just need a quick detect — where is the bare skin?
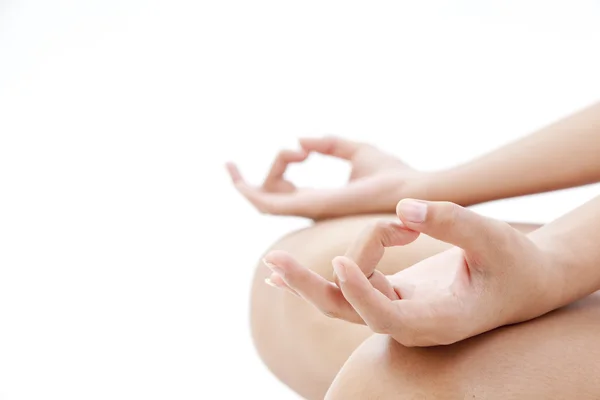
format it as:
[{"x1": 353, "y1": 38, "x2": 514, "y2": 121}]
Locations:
[
  {"x1": 327, "y1": 293, "x2": 600, "y2": 399},
  {"x1": 251, "y1": 215, "x2": 543, "y2": 399},
  {"x1": 232, "y1": 102, "x2": 600, "y2": 398}
]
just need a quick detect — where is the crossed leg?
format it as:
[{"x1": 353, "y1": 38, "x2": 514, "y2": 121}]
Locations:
[
  {"x1": 326, "y1": 292, "x2": 600, "y2": 399},
  {"x1": 250, "y1": 214, "x2": 600, "y2": 399}
]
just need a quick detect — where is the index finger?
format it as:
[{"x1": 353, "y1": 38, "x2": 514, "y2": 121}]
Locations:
[
  {"x1": 298, "y1": 136, "x2": 361, "y2": 160},
  {"x1": 344, "y1": 219, "x2": 420, "y2": 278},
  {"x1": 332, "y1": 256, "x2": 401, "y2": 334},
  {"x1": 264, "y1": 149, "x2": 309, "y2": 185}
]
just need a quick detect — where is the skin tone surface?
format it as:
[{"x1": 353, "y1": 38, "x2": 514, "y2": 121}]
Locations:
[
  {"x1": 264, "y1": 194, "x2": 600, "y2": 347},
  {"x1": 226, "y1": 136, "x2": 422, "y2": 219},
  {"x1": 228, "y1": 102, "x2": 600, "y2": 216},
  {"x1": 230, "y1": 101, "x2": 600, "y2": 398},
  {"x1": 251, "y1": 217, "x2": 600, "y2": 399}
]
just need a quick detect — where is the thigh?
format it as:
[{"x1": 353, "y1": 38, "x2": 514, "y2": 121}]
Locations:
[
  {"x1": 251, "y1": 214, "x2": 449, "y2": 399},
  {"x1": 250, "y1": 214, "x2": 538, "y2": 399},
  {"x1": 327, "y1": 292, "x2": 600, "y2": 399}
]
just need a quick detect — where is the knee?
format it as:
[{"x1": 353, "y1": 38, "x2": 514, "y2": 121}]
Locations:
[
  {"x1": 326, "y1": 334, "x2": 464, "y2": 400},
  {"x1": 248, "y1": 221, "x2": 362, "y2": 399},
  {"x1": 249, "y1": 225, "x2": 334, "y2": 351},
  {"x1": 250, "y1": 222, "x2": 347, "y2": 331}
]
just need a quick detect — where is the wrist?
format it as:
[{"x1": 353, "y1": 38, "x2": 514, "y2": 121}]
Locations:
[
  {"x1": 527, "y1": 229, "x2": 573, "y2": 310},
  {"x1": 404, "y1": 169, "x2": 467, "y2": 204},
  {"x1": 399, "y1": 171, "x2": 434, "y2": 200},
  {"x1": 492, "y1": 232, "x2": 567, "y2": 326}
]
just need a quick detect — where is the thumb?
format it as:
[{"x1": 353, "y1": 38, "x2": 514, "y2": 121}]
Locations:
[{"x1": 396, "y1": 199, "x2": 508, "y2": 255}]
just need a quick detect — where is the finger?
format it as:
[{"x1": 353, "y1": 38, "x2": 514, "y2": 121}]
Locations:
[
  {"x1": 227, "y1": 164, "x2": 281, "y2": 213},
  {"x1": 336, "y1": 220, "x2": 419, "y2": 299},
  {"x1": 233, "y1": 183, "x2": 356, "y2": 218},
  {"x1": 233, "y1": 182, "x2": 322, "y2": 217},
  {"x1": 345, "y1": 220, "x2": 420, "y2": 277},
  {"x1": 265, "y1": 273, "x2": 300, "y2": 297},
  {"x1": 225, "y1": 162, "x2": 244, "y2": 183},
  {"x1": 264, "y1": 250, "x2": 364, "y2": 324},
  {"x1": 365, "y1": 270, "x2": 399, "y2": 300},
  {"x1": 396, "y1": 199, "x2": 510, "y2": 257},
  {"x1": 298, "y1": 136, "x2": 361, "y2": 160},
  {"x1": 264, "y1": 149, "x2": 309, "y2": 184},
  {"x1": 232, "y1": 182, "x2": 288, "y2": 214},
  {"x1": 235, "y1": 181, "x2": 390, "y2": 218},
  {"x1": 332, "y1": 256, "x2": 400, "y2": 333}
]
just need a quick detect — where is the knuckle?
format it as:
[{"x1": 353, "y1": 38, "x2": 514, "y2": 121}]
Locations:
[
  {"x1": 366, "y1": 219, "x2": 391, "y2": 237},
  {"x1": 373, "y1": 219, "x2": 392, "y2": 231},
  {"x1": 437, "y1": 201, "x2": 461, "y2": 227},
  {"x1": 493, "y1": 221, "x2": 516, "y2": 249},
  {"x1": 323, "y1": 135, "x2": 339, "y2": 145}
]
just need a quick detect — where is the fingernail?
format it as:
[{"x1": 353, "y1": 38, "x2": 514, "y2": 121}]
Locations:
[
  {"x1": 264, "y1": 277, "x2": 279, "y2": 288},
  {"x1": 263, "y1": 259, "x2": 285, "y2": 277},
  {"x1": 397, "y1": 200, "x2": 427, "y2": 223},
  {"x1": 332, "y1": 260, "x2": 347, "y2": 283}
]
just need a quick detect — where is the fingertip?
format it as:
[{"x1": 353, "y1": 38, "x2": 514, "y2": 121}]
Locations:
[
  {"x1": 266, "y1": 273, "x2": 300, "y2": 297},
  {"x1": 263, "y1": 250, "x2": 300, "y2": 273},
  {"x1": 395, "y1": 198, "x2": 412, "y2": 217},
  {"x1": 332, "y1": 257, "x2": 347, "y2": 282},
  {"x1": 264, "y1": 277, "x2": 278, "y2": 288},
  {"x1": 332, "y1": 256, "x2": 363, "y2": 281},
  {"x1": 332, "y1": 255, "x2": 353, "y2": 268},
  {"x1": 225, "y1": 162, "x2": 243, "y2": 182},
  {"x1": 396, "y1": 198, "x2": 428, "y2": 224},
  {"x1": 264, "y1": 249, "x2": 290, "y2": 263}
]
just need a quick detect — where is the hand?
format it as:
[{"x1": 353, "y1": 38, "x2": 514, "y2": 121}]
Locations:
[
  {"x1": 226, "y1": 136, "x2": 426, "y2": 219},
  {"x1": 262, "y1": 199, "x2": 561, "y2": 346}
]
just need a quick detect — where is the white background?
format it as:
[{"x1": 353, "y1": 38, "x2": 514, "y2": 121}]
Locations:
[{"x1": 1, "y1": 1, "x2": 600, "y2": 399}]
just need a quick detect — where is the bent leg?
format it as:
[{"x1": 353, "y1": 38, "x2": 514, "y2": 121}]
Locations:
[
  {"x1": 326, "y1": 292, "x2": 600, "y2": 399},
  {"x1": 250, "y1": 214, "x2": 539, "y2": 399}
]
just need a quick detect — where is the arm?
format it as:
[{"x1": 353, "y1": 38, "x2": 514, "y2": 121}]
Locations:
[
  {"x1": 418, "y1": 101, "x2": 600, "y2": 205},
  {"x1": 264, "y1": 193, "x2": 600, "y2": 346},
  {"x1": 530, "y1": 194, "x2": 600, "y2": 307},
  {"x1": 228, "y1": 102, "x2": 600, "y2": 219}
]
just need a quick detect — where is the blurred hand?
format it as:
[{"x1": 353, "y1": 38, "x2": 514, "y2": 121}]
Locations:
[
  {"x1": 226, "y1": 136, "x2": 426, "y2": 219},
  {"x1": 262, "y1": 199, "x2": 559, "y2": 346}
]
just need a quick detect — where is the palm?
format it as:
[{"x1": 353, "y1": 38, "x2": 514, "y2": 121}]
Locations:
[
  {"x1": 390, "y1": 250, "x2": 465, "y2": 301},
  {"x1": 263, "y1": 200, "x2": 550, "y2": 347}
]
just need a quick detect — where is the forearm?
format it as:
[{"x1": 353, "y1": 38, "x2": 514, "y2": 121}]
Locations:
[
  {"x1": 417, "y1": 102, "x2": 600, "y2": 206},
  {"x1": 529, "y1": 195, "x2": 600, "y2": 307}
]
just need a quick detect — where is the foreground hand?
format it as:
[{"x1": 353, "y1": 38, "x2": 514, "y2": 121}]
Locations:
[
  {"x1": 263, "y1": 199, "x2": 560, "y2": 346},
  {"x1": 226, "y1": 136, "x2": 426, "y2": 219}
]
